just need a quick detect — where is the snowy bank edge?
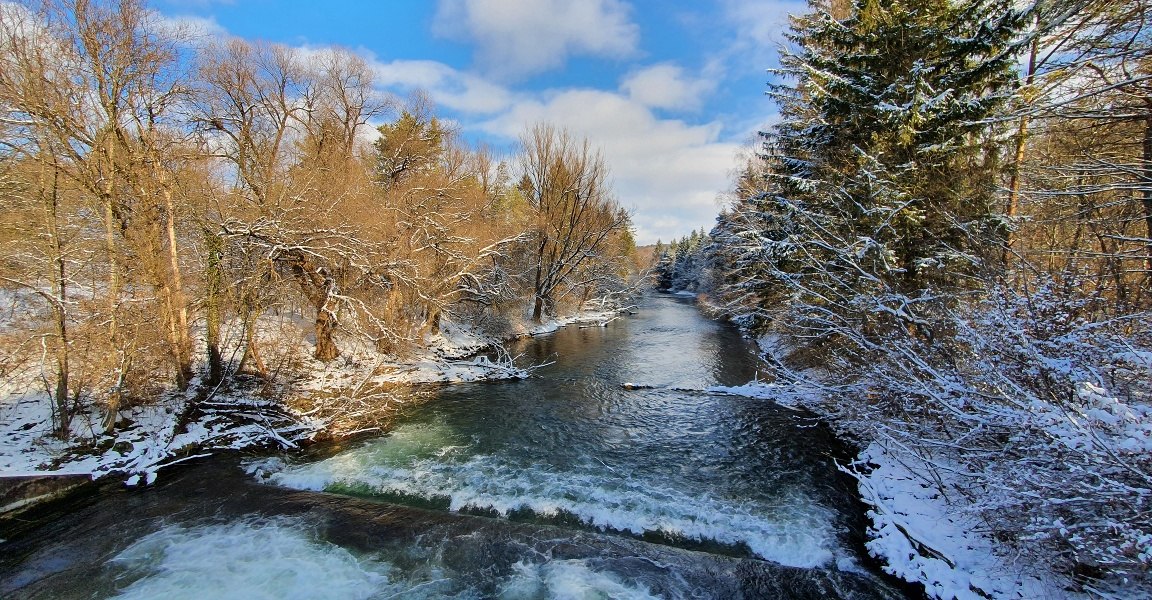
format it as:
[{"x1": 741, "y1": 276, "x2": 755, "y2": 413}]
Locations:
[
  {"x1": 707, "y1": 381, "x2": 1070, "y2": 599},
  {"x1": 1, "y1": 307, "x2": 631, "y2": 488}
]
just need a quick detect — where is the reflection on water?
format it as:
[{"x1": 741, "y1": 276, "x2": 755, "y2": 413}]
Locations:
[{"x1": 258, "y1": 296, "x2": 860, "y2": 569}]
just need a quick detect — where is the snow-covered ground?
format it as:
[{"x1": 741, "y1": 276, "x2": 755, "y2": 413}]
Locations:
[
  {"x1": 714, "y1": 378, "x2": 1150, "y2": 599},
  {"x1": 844, "y1": 442, "x2": 1062, "y2": 600},
  {"x1": 0, "y1": 307, "x2": 627, "y2": 488},
  {"x1": 0, "y1": 380, "x2": 324, "y2": 485}
]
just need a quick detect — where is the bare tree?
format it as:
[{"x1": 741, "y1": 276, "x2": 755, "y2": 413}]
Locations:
[
  {"x1": 519, "y1": 124, "x2": 631, "y2": 322},
  {"x1": 0, "y1": 153, "x2": 76, "y2": 438},
  {"x1": 370, "y1": 104, "x2": 530, "y2": 346},
  {"x1": 1013, "y1": 0, "x2": 1152, "y2": 306},
  {"x1": 198, "y1": 41, "x2": 403, "y2": 363},
  {"x1": 196, "y1": 39, "x2": 312, "y2": 365},
  {"x1": 0, "y1": 0, "x2": 192, "y2": 432}
]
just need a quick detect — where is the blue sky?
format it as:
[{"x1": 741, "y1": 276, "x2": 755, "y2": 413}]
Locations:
[{"x1": 154, "y1": 0, "x2": 804, "y2": 244}]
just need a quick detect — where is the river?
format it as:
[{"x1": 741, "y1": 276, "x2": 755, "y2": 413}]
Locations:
[{"x1": 0, "y1": 295, "x2": 910, "y2": 599}]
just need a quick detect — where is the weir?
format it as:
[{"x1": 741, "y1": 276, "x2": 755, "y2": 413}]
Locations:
[
  {"x1": 0, "y1": 296, "x2": 912, "y2": 599},
  {"x1": 1, "y1": 459, "x2": 902, "y2": 599}
]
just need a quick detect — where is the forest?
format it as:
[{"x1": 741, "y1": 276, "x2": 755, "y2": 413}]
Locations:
[
  {"x1": 0, "y1": 0, "x2": 637, "y2": 441},
  {"x1": 656, "y1": 0, "x2": 1152, "y2": 593}
]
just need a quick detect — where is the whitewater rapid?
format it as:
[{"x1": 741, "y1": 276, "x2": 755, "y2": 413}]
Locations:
[{"x1": 249, "y1": 419, "x2": 841, "y2": 569}]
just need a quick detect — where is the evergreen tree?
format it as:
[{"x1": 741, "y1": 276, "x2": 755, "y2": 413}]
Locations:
[
  {"x1": 654, "y1": 248, "x2": 675, "y2": 291},
  {"x1": 765, "y1": 0, "x2": 1028, "y2": 338}
]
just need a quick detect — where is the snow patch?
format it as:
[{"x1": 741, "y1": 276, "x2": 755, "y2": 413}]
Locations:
[
  {"x1": 424, "y1": 319, "x2": 492, "y2": 359},
  {"x1": 0, "y1": 384, "x2": 321, "y2": 485},
  {"x1": 1112, "y1": 350, "x2": 1152, "y2": 370},
  {"x1": 845, "y1": 442, "x2": 1061, "y2": 599},
  {"x1": 706, "y1": 382, "x2": 820, "y2": 410},
  {"x1": 526, "y1": 308, "x2": 621, "y2": 337}
]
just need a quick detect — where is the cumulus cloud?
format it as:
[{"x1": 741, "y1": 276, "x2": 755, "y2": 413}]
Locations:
[
  {"x1": 478, "y1": 89, "x2": 740, "y2": 244},
  {"x1": 371, "y1": 59, "x2": 514, "y2": 115},
  {"x1": 433, "y1": 0, "x2": 639, "y2": 79},
  {"x1": 620, "y1": 63, "x2": 720, "y2": 112},
  {"x1": 340, "y1": 57, "x2": 737, "y2": 241}
]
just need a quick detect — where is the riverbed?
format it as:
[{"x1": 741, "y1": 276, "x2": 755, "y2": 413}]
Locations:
[{"x1": 0, "y1": 295, "x2": 910, "y2": 599}]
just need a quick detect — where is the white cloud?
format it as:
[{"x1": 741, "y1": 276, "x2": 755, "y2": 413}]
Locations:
[
  {"x1": 721, "y1": 0, "x2": 805, "y2": 49},
  {"x1": 349, "y1": 56, "x2": 738, "y2": 242},
  {"x1": 433, "y1": 0, "x2": 639, "y2": 79},
  {"x1": 620, "y1": 63, "x2": 720, "y2": 112},
  {"x1": 477, "y1": 88, "x2": 741, "y2": 244},
  {"x1": 371, "y1": 59, "x2": 514, "y2": 115},
  {"x1": 146, "y1": 13, "x2": 230, "y2": 47}
]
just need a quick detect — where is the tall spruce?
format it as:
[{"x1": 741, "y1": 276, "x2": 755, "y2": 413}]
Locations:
[{"x1": 763, "y1": 0, "x2": 1028, "y2": 340}]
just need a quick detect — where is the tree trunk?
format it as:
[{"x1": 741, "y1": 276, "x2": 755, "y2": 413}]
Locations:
[
  {"x1": 1004, "y1": 21, "x2": 1038, "y2": 263},
  {"x1": 314, "y1": 297, "x2": 339, "y2": 361},
  {"x1": 51, "y1": 303, "x2": 69, "y2": 439},
  {"x1": 101, "y1": 141, "x2": 123, "y2": 434},
  {"x1": 1005, "y1": 115, "x2": 1028, "y2": 222},
  {"x1": 1142, "y1": 113, "x2": 1152, "y2": 294},
  {"x1": 532, "y1": 239, "x2": 547, "y2": 323},
  {"x1": 145, "y1": 203, "x2": 190, "y2": 391},
  {"x1": 422, "y1": 308, "x2": 442, "y2": 337},
  {"x1": 204, "y1": 228, "x2": 224, "y2": 387},
  {"x1": 238, "y1": 304, "x2": 268, "y2": 378},
  {"x1": 44, "y1": 163, "x2": 70, "y2": 439},
  {"x1": 532, "y1": 294, "x2": 545, "y2": 323},
  {"x1": 162, "y1": 187, "x2": 193, "y2": 388}
]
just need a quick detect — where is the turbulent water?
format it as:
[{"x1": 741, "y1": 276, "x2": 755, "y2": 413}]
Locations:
[
  {"x1": 0, "y1": 295, "x2": 908, "y2": 599},
  {"x1": 105, "y1": 518, "x2": 662, "y2": 600},
  {"x1": 254, "y1": 296, "x2": 853, "y2": 569}
]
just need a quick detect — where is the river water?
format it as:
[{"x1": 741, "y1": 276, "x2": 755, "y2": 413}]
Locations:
[{"x1": 0, "y1": 295, "x2": 909, "y2": 599}]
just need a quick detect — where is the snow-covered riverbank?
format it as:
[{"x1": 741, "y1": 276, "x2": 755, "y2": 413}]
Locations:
[
  {"x1": 0, "y1": 309, "x2": 621, "y2": 488},
  {"x1": 713, "y1": 376, "x2": 1152, "y2": 599}
]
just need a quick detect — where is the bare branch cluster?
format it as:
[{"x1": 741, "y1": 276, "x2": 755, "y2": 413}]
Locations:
[{"x1": 0, "y1": 0, "x2": 638, "y2": 443}]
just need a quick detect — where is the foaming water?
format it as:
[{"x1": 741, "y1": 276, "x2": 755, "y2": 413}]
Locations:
[
  {"x1": 499, "y1": 560, "x2": 659, "y2": 600},
  {"x1": 105, "y1": 518, "x2": 672, "y2": 600},
  {"x1": 254, "y1": 431, "x2": 837, "y2": 568},
  {"x1": 253, "y1": 296, "x2": 861, "y2": 571},
  {"x1": 108, "y1": 520, "x2": 395, "y2": 600}
]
